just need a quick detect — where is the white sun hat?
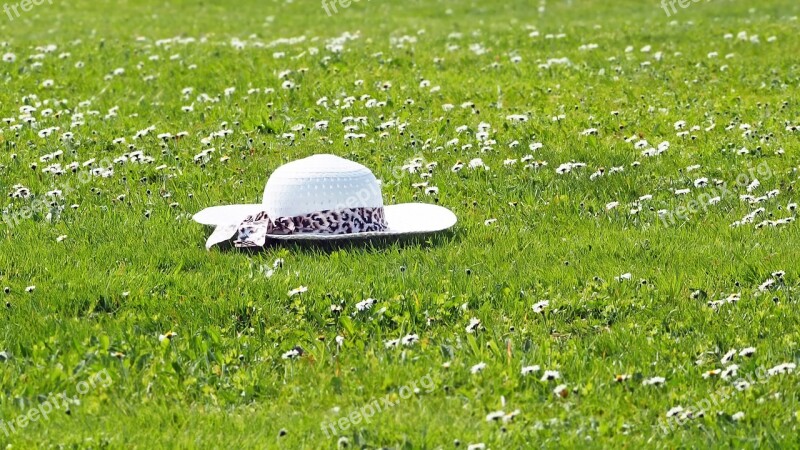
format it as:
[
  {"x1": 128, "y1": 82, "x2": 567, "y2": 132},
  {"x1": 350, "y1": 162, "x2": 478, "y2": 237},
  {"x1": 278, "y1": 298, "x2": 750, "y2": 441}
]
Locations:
[{"x1": 194, "y1": 154, "x2": 457, "y2": 249}]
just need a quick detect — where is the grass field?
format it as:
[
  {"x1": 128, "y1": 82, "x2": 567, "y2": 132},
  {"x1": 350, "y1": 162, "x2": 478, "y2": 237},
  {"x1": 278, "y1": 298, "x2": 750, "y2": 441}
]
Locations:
[{"x1": 2, "y1": 0, "x2": 800, "y2": 447}]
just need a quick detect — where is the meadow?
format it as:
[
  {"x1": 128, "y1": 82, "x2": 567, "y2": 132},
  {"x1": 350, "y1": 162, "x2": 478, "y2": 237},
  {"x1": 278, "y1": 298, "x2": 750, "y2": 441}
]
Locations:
[{"x1": 1, "y1": 0, "x2": 800, "y2": 447}]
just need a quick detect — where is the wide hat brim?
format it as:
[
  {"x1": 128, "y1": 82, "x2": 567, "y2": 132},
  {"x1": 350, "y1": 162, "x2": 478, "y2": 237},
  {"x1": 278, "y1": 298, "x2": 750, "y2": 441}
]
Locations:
[{"x1": 193, "y1": 203, "x2": 457, "y2": 242}]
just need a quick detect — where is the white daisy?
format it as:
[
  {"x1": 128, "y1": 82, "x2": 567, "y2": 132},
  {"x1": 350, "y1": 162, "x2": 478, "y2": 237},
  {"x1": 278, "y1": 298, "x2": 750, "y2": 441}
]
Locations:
[
  {"x1": 356, "y1": 298, "x2": 377, "y2": 311},
  {"x1": 739, "y1": 347, "x2": 756, "y2": 357},
  {"x1": 767, "y1": 363, "x2": 796, "y2": 376},
  {"x1": 642, "y1": 376, "x2": 666, "y2": 386},
  {"x1": 400, "y1": 334, "x2": 419, "y2": 346},
  {"x1": 521, "y1": 365, "x2": 541, "y2": 375},
  {"x1": 470, "y1": 362, "x2": 487, "y2": 374},
  {"x1": 287, "y1": 286, "x2": 308, "y2": 297},
  {"x1": 281, "y1": 348, "x2": 302, "y2": 359},
  {"x1": 540, "y1": 370, "x2": 560, "y2": 381},
  {"x1": 721, "y1": 365, "x2": 738, "y2": 380},
  {"x1": 485, "y1": 411, "x2": 505, "y2": 422},
  {"x1": 532, "y1": 300, "x2": 549, "y2": 313},
  {"x1": 666, "y1": 406, "x2": 684, "y2": 417},
  {"x1": 466, "y1": 317, "x2": 481, "y2": 333},
  {"x1": 158, "y1": 331, "x2": 177, "y2": 342},
  {"x1": 721, "y1": 349, "x2": 737, "y2": 364}
]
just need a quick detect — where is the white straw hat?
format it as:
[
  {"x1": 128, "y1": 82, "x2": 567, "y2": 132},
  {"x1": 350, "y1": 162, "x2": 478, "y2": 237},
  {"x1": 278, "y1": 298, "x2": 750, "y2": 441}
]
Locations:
[{"x1": 194, "y1": 154, "x2": 457, "y2": 249}]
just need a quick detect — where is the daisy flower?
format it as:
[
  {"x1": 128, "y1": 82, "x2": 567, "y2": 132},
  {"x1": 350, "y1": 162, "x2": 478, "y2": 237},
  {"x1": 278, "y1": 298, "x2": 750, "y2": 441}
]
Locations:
[
  {"x1": 470, "y1": 362, "x2": 487, "y2": 374},
  {"x1": 532, "y1": 300, "x2": 549, "y2": 313},
  {"x1": 400, "y1": 334, "x2": 419, "y2": 346},
  {"x1": 485, "y1": 411, "x2": 505, "y2": 422},
  {"x1": 666, "y1": 406, "x2": 684, "y2": 417},
  {"x1": 721, "y1": 349, "x2": 737, "y2": 364},
  {"x1": 282, "y1": 347, "x2": 303, "y2": 359},
  {"x1": 767, "y1": 363, "x2": 796, "y2": 376},
  {"x1": 540, "y1": 370, "x2": 560, "y2": 381},
  {"x1": 503, "y1": 410, "x2": 521, "y2": 423},
  {"x1": 642, "y1": 376, "x2": 665, "y2": 386},
  {"x1": 468, "y1": 158, "x2": 487, "y2": 170},
  {"x1": 615, "y1": 273, "x2": 632, "y2": 281},
  {"x1": 158, "y1": 331, "x2": 177, "y2": 342},
  {"x1": 505, "y1": 114, "x2": 528, "y2": 123},
  {"x1": 739, "y1": 347, "x2": 756, "y2": 357},
  {"x1": 721, "y1": 365, "x2": 738, "y2": 380},
  {"x1": 758, "y1": 279, "x2": 776, "y2": 292},
  {"x1": 466, "y1": 317, "x2": 481, "y2": 333},
  {"x1": 521, "y1": 365, "x2": 541, "y2": 375},
  {"x1": 356, "y1": 298, "x2": 376, "y2": 311},
  {"x1": 288, "y1": 286, "x2": 308, "y2": 297}
]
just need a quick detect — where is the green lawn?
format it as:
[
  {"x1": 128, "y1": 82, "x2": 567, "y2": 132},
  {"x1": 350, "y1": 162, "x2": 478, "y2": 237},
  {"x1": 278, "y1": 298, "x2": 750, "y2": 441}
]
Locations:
[{"x1": 2, "y1": 0, "x2": 800, "y2": 447}]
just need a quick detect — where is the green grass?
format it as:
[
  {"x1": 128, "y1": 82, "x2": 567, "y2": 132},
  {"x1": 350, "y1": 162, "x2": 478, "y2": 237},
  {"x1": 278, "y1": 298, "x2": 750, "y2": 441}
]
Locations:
[{"x1": 1, "y1": 0, "x2": 800, "y2": 447}]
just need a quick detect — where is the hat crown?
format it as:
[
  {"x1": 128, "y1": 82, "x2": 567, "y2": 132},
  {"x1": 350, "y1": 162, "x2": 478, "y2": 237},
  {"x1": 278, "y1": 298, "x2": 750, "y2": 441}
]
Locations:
[{"x1": 262, "y1": 154, "x2": 383, "y2": 217}]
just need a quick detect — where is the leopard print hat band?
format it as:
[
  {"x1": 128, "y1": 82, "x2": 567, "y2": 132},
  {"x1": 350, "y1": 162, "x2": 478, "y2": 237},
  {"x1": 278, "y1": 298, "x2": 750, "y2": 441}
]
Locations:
[
  {"x1": 232, "y1": 206, "x2": 388, "y2": 247},
  {"x1": 195, "y1": 154, "x2": 456, "y2": 249}
]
